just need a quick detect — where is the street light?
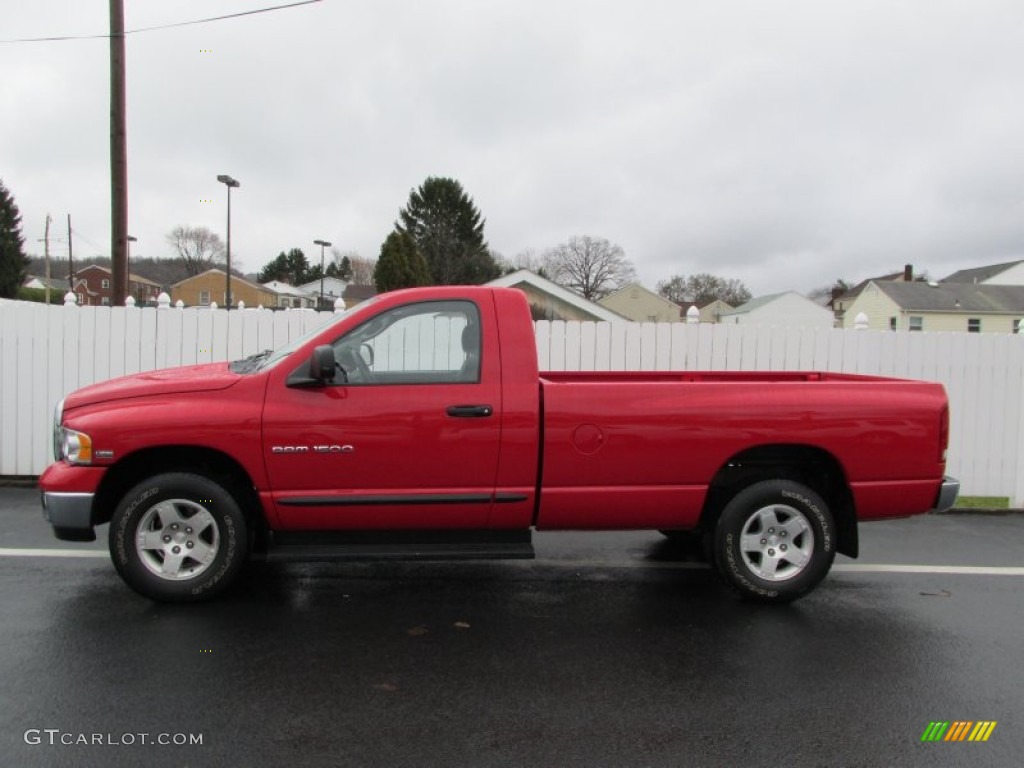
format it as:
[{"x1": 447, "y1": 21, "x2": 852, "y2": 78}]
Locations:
[
  {"x1": 217, "y1": 174, "x2": 240, "y2": 309},
  {"x1": 313, "y1": 239, "x2": 332, "y2": 310}
]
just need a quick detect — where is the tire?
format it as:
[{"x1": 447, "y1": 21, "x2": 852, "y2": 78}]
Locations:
[
  {"x1": 109, "y1": 472, "x2": 248, "y2": 602},
  {"x1": 712, "y1": 479, "x2": 835, "y2": 603}
]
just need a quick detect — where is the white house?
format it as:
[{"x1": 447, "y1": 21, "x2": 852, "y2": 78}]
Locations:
[
  {"x1": 943, "y1": 260, "x2": 1024, "y2": 286},
  {"x1": 841, "y1": 280, "x2": 1024, "y2": 333},
  {"x1": 720, "y1": 292, "x2": 835, "y2": 328},
  {"x1": 261, "y1": 280, "x2": 316, "y2": 309},
  {"x1": 298, "y1": 277, "x2": 348, "y2": 309}
]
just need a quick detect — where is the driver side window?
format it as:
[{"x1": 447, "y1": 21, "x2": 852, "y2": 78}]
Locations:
[{"x1": 331, "y1": 300, "x2": 481, "y2": 385}]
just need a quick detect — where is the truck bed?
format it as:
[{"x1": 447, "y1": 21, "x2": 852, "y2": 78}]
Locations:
[{"x1": 540, "y1": 371, "x2": 894, "y2": 384}]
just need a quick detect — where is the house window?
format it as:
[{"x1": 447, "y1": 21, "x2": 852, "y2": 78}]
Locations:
[
  {"x1": 101, "y1": 279, "x2": 110, "y2": 289},
  {"x1": 76, "y1": 293, "x2": 85, "y2": 305},
  {"x1": 101, "y1": 297, "x2": 110, "y2": 306},
  {"x1": 1013, "y1": 319, "x2": 1021, "y2": 334},
  {"x1": 889, "y1": 317, "x2": 897, "y2": 330},
  {"x1": 199, "y1": 290, "x2": 210, "y2": 306},
  {"x1": 968, "y1": 318, "x2": 981, "y2": 333},
  {"x1": 909, "y1": 316, "x2": 923, "y2": 332}
]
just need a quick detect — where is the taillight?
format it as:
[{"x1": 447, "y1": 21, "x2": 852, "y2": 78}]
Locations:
[{"x1": 939, "y1": 405, "x2": 949, "y2": 462}]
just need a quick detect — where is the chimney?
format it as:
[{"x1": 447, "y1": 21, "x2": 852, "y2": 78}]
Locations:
[{"x1": 904, "y1": 264, "x2": 913, "y2": 282}]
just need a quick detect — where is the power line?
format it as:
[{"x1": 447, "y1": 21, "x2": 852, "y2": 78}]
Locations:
[{"x1": 0, "y1": 0, "x2": 322, "y2": 44}]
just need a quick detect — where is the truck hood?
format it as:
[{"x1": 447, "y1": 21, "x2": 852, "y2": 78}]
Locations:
[{"x1": 64, "y1": 363, "x2": 243, "y2": 410}]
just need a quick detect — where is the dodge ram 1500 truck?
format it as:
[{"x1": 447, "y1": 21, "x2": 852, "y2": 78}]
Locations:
[{"x1": 40, "y1": 286, "x2": 958, "y2": 603}]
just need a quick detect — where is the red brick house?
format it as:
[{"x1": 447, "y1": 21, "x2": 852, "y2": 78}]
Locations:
[{"x1": 70, "y1": 264, "x2": 163, "y2": 306}]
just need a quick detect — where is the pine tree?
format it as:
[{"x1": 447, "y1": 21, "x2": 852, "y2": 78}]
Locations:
[
  {"x1": 374, "y1": 231, "x2": 431, "y2": 293},
  {"x1": 257, "y1": 248, "x2": 311, "y2": 285},
  {"x1": 396, "y1": 177, "x2": 499, "y2": 285},
  {"x1": 0, "y1": 179, "x2": 28, "y2": 298}
]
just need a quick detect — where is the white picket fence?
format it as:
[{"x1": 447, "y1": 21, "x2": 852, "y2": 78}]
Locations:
[{"x1": 2, "y1": 301, "x2": 1023, "y2": 506}]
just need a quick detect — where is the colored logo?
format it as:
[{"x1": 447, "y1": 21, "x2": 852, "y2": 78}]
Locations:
[{"x1": 921, "y1": 721, "x2": 997, "y2": 742}]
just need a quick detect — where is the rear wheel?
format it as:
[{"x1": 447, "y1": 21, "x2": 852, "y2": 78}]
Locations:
[
  {"x1": 109, "y1": 472, "x2": 248, "y2": 602},
  {"x1": 712, "y1": 479, "x2": 835, "y2": 603}
]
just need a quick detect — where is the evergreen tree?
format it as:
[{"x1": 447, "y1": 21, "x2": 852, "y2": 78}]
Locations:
[
  {"x1": 374, "y1": 231, "x2": 431, "y2": 293},
  {"x1": 0, "y1": 179, "x2": 28, "y2": 298},
  {"x1": 396, "y1": 177, "x2": 499, "y2": 285},
  {"x1": 257, "y1": 248, "x2": 311, "y2": 285},
  {"x1": 338, "y1": 254, "x2": 353, "y2": 281}
]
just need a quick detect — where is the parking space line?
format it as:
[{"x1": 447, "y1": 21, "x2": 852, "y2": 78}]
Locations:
[{"x1": 0, "y1": 548, "x2": 107, "y2": 558}]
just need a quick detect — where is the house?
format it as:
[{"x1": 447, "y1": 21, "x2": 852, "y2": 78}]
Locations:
[
  {"x1": 942, "y1": 259, "x2": 1024, "y2": 286},
  {"x1": 486, "y1": 269, "x2": 626, "y2": 322},
  {"x1": 599, "y1": 283, "x2": 683, "y2": 322},
  {"x1": 171, "y1": 269, "x2": 278, "y2": 308},
  {"x1": 262, "y1": 280, "x2": 316, "y2": 309},
  {"x1": 298, "y1": 277, "x2": 349, "y2": 310},
  {"x1": 678, "y1": 299, "x2": 734, "y2": 324},
  {"x1": 832, "y1": 264, "x2": 919, "y2": 325},
  {"x1": 342, "y1": 284, "x2": 377, "y2": 309},
  {"x1": 23, "y1": 275, "x2": 68, "y2": 293},
  {"x1": 840, "y1": 281, "x2": 1024, "y2": 333},
  {"x1": 720, "y1": 292, "x2": 835, "y2": 328},
  {"x1": 71, "y1": 264, "x2": 163, "y2": 306}
]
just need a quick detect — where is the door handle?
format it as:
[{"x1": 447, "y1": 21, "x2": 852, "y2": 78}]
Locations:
[{"x1": 446, "y1": 405, "x2": 494, "y2": 418}]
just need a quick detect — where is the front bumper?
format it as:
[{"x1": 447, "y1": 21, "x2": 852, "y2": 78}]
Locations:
[
  {"x1": 41, "y1": 491, "x2": 97, "y2": 541},
  {"x1": 930, "y1": 476, "x2": 960, "y2": 513}
]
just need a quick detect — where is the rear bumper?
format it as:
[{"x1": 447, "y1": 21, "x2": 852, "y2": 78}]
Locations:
[{"x1": 930, "y1": 476, "x2": 960, "y2": 513}]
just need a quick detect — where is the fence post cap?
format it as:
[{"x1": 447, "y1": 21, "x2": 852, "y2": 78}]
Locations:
[
  {"x1": 237, "y1": 300, "x2": 245, "y2": 310},
  {"x1": 210, "y1": 301, "x2": 218, "y2": 310},
  {"x1": 157, "y1": 292, "x2": 171, "y2": 309},
  {"x1": 854, "y1": 312, "x2": 869, "y2": 330},
  {"x1": 125, "y1": 295, "x2": 136, "y2": 307},
  {"x1": 63, "y1": 291, "x2": 78, "y2": 306},
  {"x1": 334, "y1": 297, "x2": 346, "y2": 313},
  {"x1": 686, "y1": 305, "x2": 700, "y2": 324},
  {"x1": 175, "y1": 299, "x2": 185, "y2": 309}
]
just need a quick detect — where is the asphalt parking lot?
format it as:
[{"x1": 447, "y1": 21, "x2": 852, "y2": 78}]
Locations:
[{"x1": 1, "y1": 486, "x2": 1022, "y2": 768}]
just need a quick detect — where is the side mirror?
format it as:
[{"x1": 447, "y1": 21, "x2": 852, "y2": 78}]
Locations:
[
  {"x1": 311, "y1": 345, "x2": 336, "y2": 383},
  {"x1": 359, "y1": 343, "x2": 375, "y2": 367}
]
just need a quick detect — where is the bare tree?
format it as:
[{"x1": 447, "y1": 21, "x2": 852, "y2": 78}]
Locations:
[
  {"x1": 166, "y1": 226, "x2": 225, "y2": 276},
  {"x1": 542, "y1": 236, "x2": 636, "y2": 301},
  {"x1": 495, "y1": 247, "x2": 549, "y2": 277},
  {"x1": 656, "y1": 273, "x2": 752, "y2": 306},
  {"x1": 347, "y1": 254, "x2": 377, "y2": 285}
]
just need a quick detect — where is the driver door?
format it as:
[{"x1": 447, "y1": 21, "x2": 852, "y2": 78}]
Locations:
[{"x1": 262, "y1": 298, "x2": 502, "y2": 530}]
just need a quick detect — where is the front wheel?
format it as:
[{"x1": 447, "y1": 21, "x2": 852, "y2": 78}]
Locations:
[
  {"x1": 109, "y1": 472, "x2": 248, "y2": 602},
  {"x1": 712, "y1": 479, "x2": 836, "y2": 603}
]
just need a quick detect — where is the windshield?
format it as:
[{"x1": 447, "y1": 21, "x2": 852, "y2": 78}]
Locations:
[{"x1": 229, "y1": 298, "x2": 378, "y2": 373}]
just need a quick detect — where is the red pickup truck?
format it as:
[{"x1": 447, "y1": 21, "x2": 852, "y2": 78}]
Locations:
[{"x1": 41, "y1": 286, "x2": 957, "y2": 603}]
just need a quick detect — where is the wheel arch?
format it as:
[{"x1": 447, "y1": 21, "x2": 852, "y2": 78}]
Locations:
[
  {"x1": 699, "y1": 444, "x2": 857, "y2": 558},
  {"x1": 93, "y1": 445, "x2": 269, "y2": 550}
]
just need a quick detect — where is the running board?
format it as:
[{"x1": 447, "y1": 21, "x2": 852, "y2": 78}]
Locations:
[{"x1": 264, "y1": 529, "x2": 534, "y2": 563}]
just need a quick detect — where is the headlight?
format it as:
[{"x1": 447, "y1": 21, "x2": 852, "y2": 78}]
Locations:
[
  {"x1": 52, "y1": 399, "x2": 65, "y2": 461},
  {"x1": 59, "y1": 428, "x2": 93, "y2": 465}
]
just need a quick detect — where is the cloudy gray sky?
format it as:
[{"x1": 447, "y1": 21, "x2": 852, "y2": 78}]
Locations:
[{"x1": 3, "y1": 0, "x2": 1023, "y2": 296}]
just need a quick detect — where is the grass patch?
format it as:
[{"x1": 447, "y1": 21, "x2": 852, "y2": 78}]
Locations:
[{"x1": 953, "y1": 496, "x2": 1010, "y2": 509}]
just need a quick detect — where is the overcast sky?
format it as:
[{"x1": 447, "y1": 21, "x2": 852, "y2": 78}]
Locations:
[{"x1": 3, "y1": 0, "x2": 1023, "y2": 296}]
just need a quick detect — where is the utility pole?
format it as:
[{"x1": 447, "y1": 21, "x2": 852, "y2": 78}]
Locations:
[
  {"x1": 67, "y1": 214, "x2": 75, "y2": 292},
  {"x1": 110, "y1": 0, "x2": 129, "y2": 306},
  {"x1": 43, "y1": 214, "x2": 52, "y2": 304}
]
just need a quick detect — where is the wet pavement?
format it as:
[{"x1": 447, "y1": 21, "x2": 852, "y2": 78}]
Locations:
[{"x1": 1, "y1": 487, "x2": 1021, "y2": 767}]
